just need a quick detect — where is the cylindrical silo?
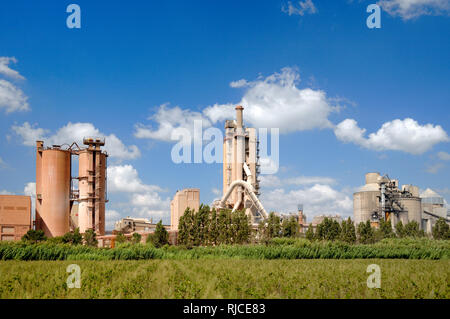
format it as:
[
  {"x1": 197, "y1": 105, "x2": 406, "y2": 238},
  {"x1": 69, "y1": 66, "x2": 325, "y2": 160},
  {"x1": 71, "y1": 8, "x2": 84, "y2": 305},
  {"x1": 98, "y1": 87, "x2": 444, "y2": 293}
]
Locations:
[
  {"x1": 399, "y1": 197, "x2": 422, "y2": 226},
  {"x1": 365, "y1": 172, "x2": 380, "y2": 185},
  {"x1": 36, "y1": 147, "x2": 71, "y2": 237},
  {"x1": 353, "y1": 189, "x2": 379, "y2": 225}
]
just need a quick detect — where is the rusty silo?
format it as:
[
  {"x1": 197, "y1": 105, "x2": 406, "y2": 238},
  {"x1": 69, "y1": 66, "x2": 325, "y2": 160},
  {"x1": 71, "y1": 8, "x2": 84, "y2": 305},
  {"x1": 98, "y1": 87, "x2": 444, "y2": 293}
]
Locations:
[
  {"x1": 35, "y1": 141, "x2": 71, "y2": 237},
  {"x1": 78, "y1": 138, "x2": 107, "y2": 236}
]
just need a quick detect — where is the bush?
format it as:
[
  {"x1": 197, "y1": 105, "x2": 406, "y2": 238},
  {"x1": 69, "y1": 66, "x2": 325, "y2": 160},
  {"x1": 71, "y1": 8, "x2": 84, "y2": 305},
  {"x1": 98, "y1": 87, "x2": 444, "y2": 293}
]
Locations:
[
  {"x1": 433, "y1": 218, "x2": 450, "y2": 240},
  {"x1": 147, "y1": 220, "x2": 169, "y2": 248},
  {"x1": 83, "y1": 229, "x2": 98, "y2": 247},
  {"x1": 22, "y1": 230, "x2": 46, "y2": 243},
  {"x1": 316, "y1": 218, "x2": 341, "y2": 241},
  {"x1": 132, "y1": 233, "x2": 142, "y2": 244},
  {"x1": 62, "y1": 228, "x2": 83, "y2": 245},
  {"x1": 116, "y1": 233, "x2": 127, "y2": 244},
  {"x1": 357, "y1": 221, "x2": 375, "y2": 244}
]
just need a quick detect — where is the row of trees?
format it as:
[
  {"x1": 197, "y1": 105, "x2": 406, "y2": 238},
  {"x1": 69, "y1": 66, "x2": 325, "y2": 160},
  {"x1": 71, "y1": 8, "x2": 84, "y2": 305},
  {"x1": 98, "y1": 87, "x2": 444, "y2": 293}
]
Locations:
[
  {"x1": 178, "y1": 205, "x2": 252, "y2": 246},
  {"x1": 21, "y1": 228, "x2": 97, "y2": 246},
  {"x1": 304, "y1": 217, "x2": 449, "y2": 244}
]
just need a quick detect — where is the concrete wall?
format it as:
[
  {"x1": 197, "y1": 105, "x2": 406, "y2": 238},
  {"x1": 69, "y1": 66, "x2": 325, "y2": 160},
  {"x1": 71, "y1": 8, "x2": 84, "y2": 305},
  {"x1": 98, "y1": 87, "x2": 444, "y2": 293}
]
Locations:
[{"x1": 0, "y1": 195, "x2": 32, "y2": 241}]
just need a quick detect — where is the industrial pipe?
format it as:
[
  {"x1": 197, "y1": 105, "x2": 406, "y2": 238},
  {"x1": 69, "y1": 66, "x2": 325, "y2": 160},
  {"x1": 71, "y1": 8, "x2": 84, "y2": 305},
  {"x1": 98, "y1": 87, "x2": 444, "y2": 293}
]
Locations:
[{"x1": 218, "y1": 180, "x2": 268, "y2": 219}]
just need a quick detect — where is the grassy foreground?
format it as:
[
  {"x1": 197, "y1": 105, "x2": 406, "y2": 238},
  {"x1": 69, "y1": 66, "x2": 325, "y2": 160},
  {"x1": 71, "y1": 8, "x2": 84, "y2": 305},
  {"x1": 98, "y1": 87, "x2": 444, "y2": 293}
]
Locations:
[
  {"x1": 0, "y1": 259, "x2": 448, "y2": 299},
  {"x1": 1, "y1": 238, "x2": 449, "y2": 260}
]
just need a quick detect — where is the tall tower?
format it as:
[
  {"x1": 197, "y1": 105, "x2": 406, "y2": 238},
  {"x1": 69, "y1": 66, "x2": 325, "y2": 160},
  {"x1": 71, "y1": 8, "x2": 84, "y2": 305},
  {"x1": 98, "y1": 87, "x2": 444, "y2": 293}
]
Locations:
[
  {"x1": 78, "y1": 138, "x2": 108, "y2": 235},
  {"x1": 222, "y1": 106, "x2": 261, "y2": 219}
]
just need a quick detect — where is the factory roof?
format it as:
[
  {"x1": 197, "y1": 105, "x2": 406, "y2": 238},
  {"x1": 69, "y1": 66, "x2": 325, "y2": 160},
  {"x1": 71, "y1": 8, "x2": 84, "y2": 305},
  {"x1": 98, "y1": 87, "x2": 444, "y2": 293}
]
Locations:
[{"x1": 420, "y1": 188, "x2": 442, "y2": 198}]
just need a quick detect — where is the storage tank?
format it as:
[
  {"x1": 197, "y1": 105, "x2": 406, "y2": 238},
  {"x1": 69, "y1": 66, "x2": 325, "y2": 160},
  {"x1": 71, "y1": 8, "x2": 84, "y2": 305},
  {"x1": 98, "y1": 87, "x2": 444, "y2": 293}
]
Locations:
[
  {"x1": 353, "y1": 190, "x2": 379, "y2": 225},
  {"x1": 365, "y1": 172, "x2": 380, "y2": 185},
  {"x1": 77, "y1": 138, "x2": 107, "y2": 235},
  {"x1": 398, "y1": 197, "x2": 422, "y2": 225},
  {"x1": 36, "y1": 144, "x2": 71, "y2": 237}
]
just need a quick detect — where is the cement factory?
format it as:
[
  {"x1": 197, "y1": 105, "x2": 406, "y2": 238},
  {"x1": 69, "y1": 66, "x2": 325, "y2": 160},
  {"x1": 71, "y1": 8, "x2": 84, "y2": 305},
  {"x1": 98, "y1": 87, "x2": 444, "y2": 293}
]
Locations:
[
  {"x1": 0, "y1": 106, "x2": 449, "y2": 243},
  {"x1": 354, "y1": 173, "x2": 449, "y2": 232}
]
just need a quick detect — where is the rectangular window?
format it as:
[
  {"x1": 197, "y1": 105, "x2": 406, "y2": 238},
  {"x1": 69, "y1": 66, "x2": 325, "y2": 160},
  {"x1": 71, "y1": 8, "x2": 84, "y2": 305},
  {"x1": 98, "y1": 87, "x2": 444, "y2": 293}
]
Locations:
[{"x1": 2, "y1": 226, "x2": 15, "y2": 234}]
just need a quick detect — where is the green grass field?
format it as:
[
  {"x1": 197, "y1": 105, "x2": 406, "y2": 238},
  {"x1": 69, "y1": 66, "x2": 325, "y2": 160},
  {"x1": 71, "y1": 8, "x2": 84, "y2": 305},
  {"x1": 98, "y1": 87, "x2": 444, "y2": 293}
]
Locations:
[{"x1": 0, "y1": 259, "x2": 448, "y2": 299}]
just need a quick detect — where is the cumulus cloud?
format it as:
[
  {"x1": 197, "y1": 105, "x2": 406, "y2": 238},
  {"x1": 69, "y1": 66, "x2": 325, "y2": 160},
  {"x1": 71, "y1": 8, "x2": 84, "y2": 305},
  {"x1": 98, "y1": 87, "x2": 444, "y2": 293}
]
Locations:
[
  {"x1": 108, "y1": 165, "x2": 163, "y2": 193},
  {"x1": 107, "y1": 164, "x2": 170, "y2": 221},
  {"x1": 134, "y1": 103, "x2": 213, "y2": 143},
  {"x1": 282, "y1": 0, "x2": 318, "y2": 16},
  {"x1": 0, "y1": 57, "x2": 29, "y2": 114},
  {"x1": 378, "y1": 0, "x2": 450, "y2": 20},
  {"x1": 0, "y1": 79, "x2": 29, "y2": 113},
  {"x1": 12, "y1": 122, "x2": 140, "y2": 160},
  {"x1": 260, "y1": 174, "x2": 336, "y2": 188},
  {"x1": 260, "y1": 184, "x2": 352, "y2": 218},
  {"x1": 334, "y1": 118, "x2": 449, "y2": 154},
  {"x1": 437, "y1": 151, "x2": 450, "y2": 161},
  {"x1": 206, "y1": 67, "x2": 336, "y2": 132},
  {"x1": 0, "y1": 190, "x2": 14, "y2": 195},
  {"x1": 0, "y1": 57, "x2": 25, "y2": 80},
  {"x1": 135, "y1": 68, "x2": 338, "y2": 142}
]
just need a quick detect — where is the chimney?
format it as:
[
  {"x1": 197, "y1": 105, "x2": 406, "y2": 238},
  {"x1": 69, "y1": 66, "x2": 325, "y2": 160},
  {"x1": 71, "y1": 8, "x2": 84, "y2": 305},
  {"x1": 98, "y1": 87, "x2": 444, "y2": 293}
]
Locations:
[{"x1": 235, "y1": 105, "x2": 244, "y2": 128}]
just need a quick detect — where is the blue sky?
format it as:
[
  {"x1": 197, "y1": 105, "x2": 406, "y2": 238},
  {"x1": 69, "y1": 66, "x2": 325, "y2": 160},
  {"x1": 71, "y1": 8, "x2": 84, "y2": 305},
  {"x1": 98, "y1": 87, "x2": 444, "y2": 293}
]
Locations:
[{"x1": 0, "y1": 0, "x2": 449, "y2": 228}]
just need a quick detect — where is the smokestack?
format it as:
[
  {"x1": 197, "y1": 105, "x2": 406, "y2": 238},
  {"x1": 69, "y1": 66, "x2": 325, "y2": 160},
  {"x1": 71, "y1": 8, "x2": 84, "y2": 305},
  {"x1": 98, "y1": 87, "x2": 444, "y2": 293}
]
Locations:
[{"x1": 236, "y1": 105, "x2": 243, "y2": 128}]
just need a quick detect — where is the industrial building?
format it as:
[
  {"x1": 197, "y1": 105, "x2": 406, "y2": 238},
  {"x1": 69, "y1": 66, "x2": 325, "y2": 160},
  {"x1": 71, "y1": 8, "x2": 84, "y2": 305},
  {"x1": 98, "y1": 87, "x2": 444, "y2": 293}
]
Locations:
[
  {"x1": 353, "y1": 172, "x2": 449, "y2": 233},
  {"x1": 213, "y1": 106, "x2": 267, "y2": 223},
  {"x1": 0, "y1": 195, "x2": 32, "y2": 241},
  {"x1": 35, "y1": 137, "x2": 108, "y2": 237},
  {"x1": 170, "y1": 188, "x2": 200, "y2": 231},
  {"x1": 114, "y1": 217, "x2": 170, "y2": 233}
]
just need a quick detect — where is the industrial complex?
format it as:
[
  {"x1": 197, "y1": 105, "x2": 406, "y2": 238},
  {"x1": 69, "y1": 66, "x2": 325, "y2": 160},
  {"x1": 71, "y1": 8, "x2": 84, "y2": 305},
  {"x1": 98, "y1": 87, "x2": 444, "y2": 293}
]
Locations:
[
  {"x1": 353, "y1": 173, "x2": 449, "y2": 233},
  {"x1": 0, "y1": 106, "x2": 449, "y2": 243}
]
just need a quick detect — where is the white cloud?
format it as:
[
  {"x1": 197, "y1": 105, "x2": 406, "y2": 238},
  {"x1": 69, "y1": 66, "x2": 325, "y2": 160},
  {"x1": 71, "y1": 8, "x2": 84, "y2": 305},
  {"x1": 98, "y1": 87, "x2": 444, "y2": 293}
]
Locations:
[
  {"x1": 334, "y1": 118, "x2": 449, "y2": 154},
  {"x1": 0, "y1": 57, "x2": 29, "y2": 114},
  {"x1": 108, "y1": 165, "x2": 163, "y2": 193},
  {"x1": 0, "y1": 190, "x2": 14, "y2": 195},
  {"x1": 212, "y1": 188, "x2": 221, "y2": 196},
  {"x1": 437, "y1": 151, "x2": 450, "y2": 161},
  {"x1": 136, "y1": 68, "x2": 339, "y2": 142},
  {"x1": 426, "y1": 162, "x2": 445, "y2": 174},
  {"x1": 205, "y1": 67, "x2": 336, "y2": 133},
  {"x1": 107, "y1": 164, "x2": 170, "y2": 221},
  {"x1": 378, "y1": 0, "x2": 450, "y2": 20},
  {"x1": 134, "y1": 103, "x2": 213, "y2": 142},
  {"x1": 24, "y1": 182, "x2": 35, "y2": 197},
  {"x1": 260, "y1": 184, "x2": 352, "y2": 218},
  {"x1": 12, "y1": 122, "x2": 140, "y2": 160},
  {"x1": 282, "y1": 0, "x2": 318, "y2": 16},
  {"x1": 0, "y1": 79, "x2": 29, "y2": 113},
  {"x1": 0, "y1": 57, "x2": 25, "y2": 80},
  {"x1": 260, "y1": 174, "x2": 336, "y2": 188}
]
